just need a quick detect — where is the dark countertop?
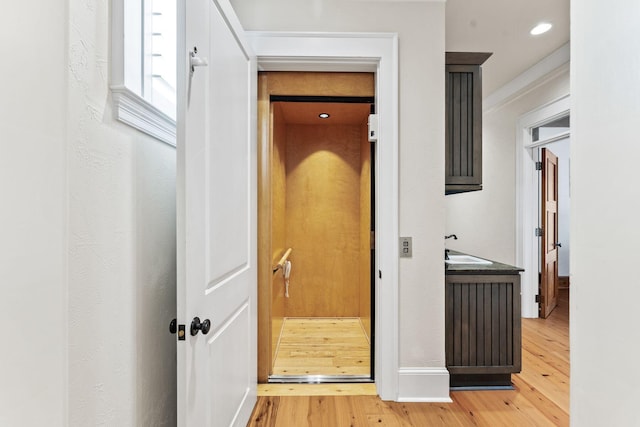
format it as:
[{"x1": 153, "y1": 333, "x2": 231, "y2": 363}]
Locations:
[{"x1": 445, "y1": 250, "x2": 524, "y2": 275}]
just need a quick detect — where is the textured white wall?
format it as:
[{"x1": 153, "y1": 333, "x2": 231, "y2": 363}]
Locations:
[
  {"x1": 445, "y1": 68, "x2": 570, "y2": 265},
  {"x1": 571, "y1": 1, "x2": 640, "y2": 425},
  {"x1": 231, "y1": 0, "x2": 447, "y2": 372},
  {"x1": 1, "y1": 1, "x2": 177, "y2": 426},
  {"x1": 66, "y1": 1, "x2": 177, "y2": 426},
  {"x1": 0, "y1": 2, "x2": 67, "y2": 425}
]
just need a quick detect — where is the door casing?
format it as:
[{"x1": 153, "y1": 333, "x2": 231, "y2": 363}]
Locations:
[
  {"x1": 247, "y1": 32, "x2": 399, "y2": 399},
  {"x1": 516, "y1": 94, "x2": 570, "y2": 318}
]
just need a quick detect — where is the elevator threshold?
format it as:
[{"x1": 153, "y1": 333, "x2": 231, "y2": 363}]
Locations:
[
  {"x1": 268, "y1": 375, "x2": 373, "y2": 384},
  {"x1": 259, "y1": 382, "x2": 377, "y2": 397}
]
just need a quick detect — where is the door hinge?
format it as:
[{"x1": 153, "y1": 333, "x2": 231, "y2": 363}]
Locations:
[
  {"x1": 370, "y1": 230, "x2": 375, "y2": 250},
  {"x1": 535, "y1": 161, "x2": 543, "y2": 171},
  {"x1": 535, "y1": 294, "x2": 541, "y2": 303},
  {"x1": 535, "y1": 227, "x2": 543, "y2": 237}
]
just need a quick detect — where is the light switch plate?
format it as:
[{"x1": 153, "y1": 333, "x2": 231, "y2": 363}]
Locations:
[{"x1": 399, "y1": 237, "x2": 412, "y2": 258}]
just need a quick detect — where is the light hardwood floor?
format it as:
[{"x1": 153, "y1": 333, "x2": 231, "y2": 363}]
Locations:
[
  {"x1": 272, "y1": 318, "x2": 370, "y2": 376},
  {"x1": 248, "y1": 290, "x2": 569, "y2": 426}
]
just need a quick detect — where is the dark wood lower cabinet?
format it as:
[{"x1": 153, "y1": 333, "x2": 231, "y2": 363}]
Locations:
[{"x1": 445, "y1": 274, "x2": 522, "y2": 388}]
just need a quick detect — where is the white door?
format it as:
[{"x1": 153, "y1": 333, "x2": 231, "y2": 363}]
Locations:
[{"x1": 176, "y1": 0, "x2": 257, "y2": 425}]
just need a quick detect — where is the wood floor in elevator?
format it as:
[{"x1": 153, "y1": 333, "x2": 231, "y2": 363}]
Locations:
[{"x1": 272, "y1": 317, "x2": 370, "y2": 377}]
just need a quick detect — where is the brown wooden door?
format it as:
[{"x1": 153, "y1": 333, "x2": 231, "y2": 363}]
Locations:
[{"x1": 540, "y1": 148, "x2": 559, "y2": 318}]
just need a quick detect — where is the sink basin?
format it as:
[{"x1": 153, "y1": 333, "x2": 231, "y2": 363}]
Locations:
[{"x1": 445, "y1": 254, "x2": 492, "y2": 265}]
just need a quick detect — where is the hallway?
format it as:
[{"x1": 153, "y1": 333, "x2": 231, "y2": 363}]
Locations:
[{"x1": 248, "y1": 289, "x2": 570, "y2": 426}]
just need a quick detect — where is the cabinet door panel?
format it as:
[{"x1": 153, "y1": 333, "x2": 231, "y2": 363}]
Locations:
[
  {"x1": 446, "y1": 64, "x2": 482, "y2": 187},
  {"x1": 445, "y1": 275, "x2": 522, "y2": 376}
]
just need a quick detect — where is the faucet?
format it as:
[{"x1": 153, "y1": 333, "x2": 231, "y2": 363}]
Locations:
[{"x1": 444, "y1": 235, "x2": 457, "y2": 260}]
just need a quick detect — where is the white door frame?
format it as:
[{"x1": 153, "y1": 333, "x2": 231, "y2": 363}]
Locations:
[
  {"x1": 516, "y1": 94, "x2": 570, "y2": 318},
  {"x1": 246, "y1": 31, "x2": 399, "y2": 400}
]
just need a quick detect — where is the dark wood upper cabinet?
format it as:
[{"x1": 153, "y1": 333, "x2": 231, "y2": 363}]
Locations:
[{"x1": 445, "y1": 52, "x2": 492, "y2": 195}]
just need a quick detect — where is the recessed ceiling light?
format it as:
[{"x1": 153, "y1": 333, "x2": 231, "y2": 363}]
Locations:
[
  {"x1": 318, "y1": 113, "x2": 330, "y2": 119},
  {"x1": 530, "y1": 22, "x2": 552, "y2": 36}
]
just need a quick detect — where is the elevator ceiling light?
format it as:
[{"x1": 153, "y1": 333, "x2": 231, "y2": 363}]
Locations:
[
  {"x1": 530, "y1": 22, "x2": 552, "y2": 36},
  {"x1": 318, "y1": 113, "x2": 330, "y2": 119}
]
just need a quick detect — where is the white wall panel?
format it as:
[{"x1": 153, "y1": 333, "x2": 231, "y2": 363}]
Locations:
[
  {"x1": 571, "y1": 1, "x2": 640, "y2": 425},
  {"x1": 0, "y1": 2, "x2": 67, "y2": 425}
]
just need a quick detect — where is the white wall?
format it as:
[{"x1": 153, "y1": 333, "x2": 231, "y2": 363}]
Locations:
[
  {"x1": 0, "y1": 2, "x2": 67, "y2": 425},
  {"x1": 1, "y1": 1, "x2": 177, "y2": 426},
  {"x1": 231, "y1": 0, "x2": 448, "y2": 397},
  {"x1": 445, "y1": 67, "x2": 570, "y2": 265},
  {"x1": 571, "y1": 1, "x2": 640, "y2": 425},
  {"x1": 67, "y1": 1, "x2": 177, "y2": 425}
]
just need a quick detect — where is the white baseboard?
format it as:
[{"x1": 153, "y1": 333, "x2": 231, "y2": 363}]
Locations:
[{"x1": 397, "y1": 368, "x2": 451, "y2": 402}]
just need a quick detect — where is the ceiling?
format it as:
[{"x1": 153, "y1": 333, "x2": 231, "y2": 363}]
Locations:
[
  {"x1": 445, "y1": 0, "x2": 570, "y2": 96},
  {"x1": 272, "y1": 1, "x2": 570, "y2": 121}
]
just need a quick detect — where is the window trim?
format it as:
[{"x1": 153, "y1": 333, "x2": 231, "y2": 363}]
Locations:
[{"x1": 111, "y1": 0, "x2": 176, "y2": 146}]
